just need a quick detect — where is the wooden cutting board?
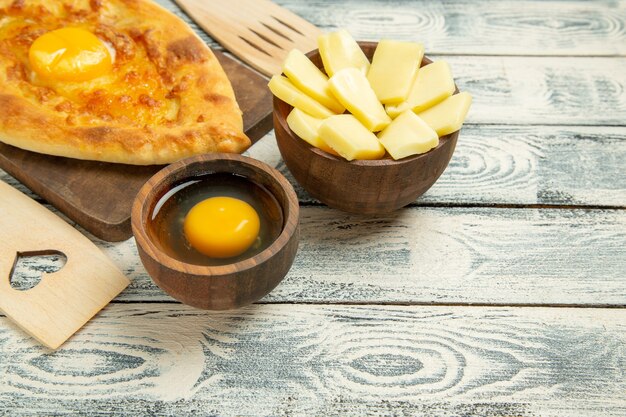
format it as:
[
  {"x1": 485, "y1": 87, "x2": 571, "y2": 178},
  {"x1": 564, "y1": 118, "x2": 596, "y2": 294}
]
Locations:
[{"x1": 0, "y1": 50, "x2": 272, "y2": 242}]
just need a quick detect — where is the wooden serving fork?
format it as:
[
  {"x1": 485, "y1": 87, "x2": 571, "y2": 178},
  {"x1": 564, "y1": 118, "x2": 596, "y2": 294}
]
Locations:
[{"x1": 175, "y1": 0, "x2": 322, "y2": 77}]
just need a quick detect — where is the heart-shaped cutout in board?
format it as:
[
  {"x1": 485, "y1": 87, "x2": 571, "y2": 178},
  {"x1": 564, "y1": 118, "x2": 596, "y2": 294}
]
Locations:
[
  {"x1": 10, "y1": 250, "x2": 67, "y2": 291},
  {"x1": 0, "y1": 180, "x2": 129, "y2": 349}
]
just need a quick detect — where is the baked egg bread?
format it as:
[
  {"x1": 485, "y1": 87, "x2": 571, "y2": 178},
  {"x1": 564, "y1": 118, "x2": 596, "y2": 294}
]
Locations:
[{"x1": 0, "y1": 0, "x2": 250, "y2": 165}]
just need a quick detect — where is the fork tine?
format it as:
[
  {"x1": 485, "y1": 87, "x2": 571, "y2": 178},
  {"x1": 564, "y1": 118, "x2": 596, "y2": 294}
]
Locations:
[
  {"x1": 237, "y1": 0, "x2": 322, "y2": 50},
  {"x1": 242, "y1": 28, "x2": 288, "y2": 59},
  {"x1": 268, "y1": 13, "x2": 322, "y2": 41},
  {"x1": 246, "y1": 22, "x2": 295, "y2": 51},
  {"x1": 260, "y1": 18, "x2": 319, "y2": 53}
]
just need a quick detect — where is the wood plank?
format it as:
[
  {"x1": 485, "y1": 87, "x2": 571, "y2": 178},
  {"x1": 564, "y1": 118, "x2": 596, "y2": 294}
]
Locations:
[
  {"x1": 0, "y1": 304, "x2": 624, "y2": 416},
  {"x1": 444, "y1": 56, "x2": 626, "y2": 126},
  {"x1": 107, "y1": 206, "x2": 626, "y2": 305},
  {"x1": 263, "y1": 0, "x2": 626, "y2": 57},
  {"x1": 420, "y1": 126, "x2": 626, "y2": 207},
  {"x1": 4, "y1": 124, "x2": 626, "y2": 208},
  {"x1": 155, "y1": 0, "x2": 626, "y2": 57},
  {"x1": 252, "y1": 126, "x2": 626, "y2": 207},
  {"x1": 10, "y1": 205, "x2": 623, "y2": 305}
]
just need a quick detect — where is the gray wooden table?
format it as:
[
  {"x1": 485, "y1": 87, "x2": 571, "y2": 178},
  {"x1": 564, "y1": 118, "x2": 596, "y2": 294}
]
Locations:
[{"x1": 1, "y1": 0, "x2": 625, "y2": 416}]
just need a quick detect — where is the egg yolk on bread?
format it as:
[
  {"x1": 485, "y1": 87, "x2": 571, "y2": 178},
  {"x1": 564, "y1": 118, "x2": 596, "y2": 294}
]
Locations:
[{"x1": 29, "y1": 27, "x2": 113, "y2": 82}]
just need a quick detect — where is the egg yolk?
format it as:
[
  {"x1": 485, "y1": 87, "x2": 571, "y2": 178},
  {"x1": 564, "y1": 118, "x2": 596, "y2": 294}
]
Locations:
[
  {"x1": 29, "y1": 27, "x2": 112, "y2": 82},
  {"x1": 183, "y1": 197, "x2": 261, "y2": 259}
]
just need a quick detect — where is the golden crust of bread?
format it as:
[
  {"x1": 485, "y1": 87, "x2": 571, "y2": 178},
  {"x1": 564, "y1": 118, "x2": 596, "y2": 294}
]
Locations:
[{"x1": 0, "y1": 0, "x2": 250, "y2": 165}]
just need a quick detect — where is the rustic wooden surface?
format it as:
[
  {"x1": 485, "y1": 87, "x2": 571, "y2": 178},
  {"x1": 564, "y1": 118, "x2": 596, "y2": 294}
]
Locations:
[
  {"x1": 1, "y1": 0, "x2": 625, "y2": 415},
  {"x1": 1, "y1": 305, "x2": 625, "y2": 416}
]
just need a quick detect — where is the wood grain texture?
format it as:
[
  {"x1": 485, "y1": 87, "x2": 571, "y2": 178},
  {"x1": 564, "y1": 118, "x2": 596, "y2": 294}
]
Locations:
[
  {"x1": 156, "y1": 0, "x2": 626, "y2": 57},
  {"x1": 0, "y1": 304, "x2": 624, "y2": 416},
  {"x1": 445, "y1": 55, "x2": 626, "y2": 126},
  {"x1": 272, "y1": 125, "x2": 626, "y2": 207},
  {"x1": 10, "y1": 205, "x2": 615, "y2": 306},
  {"x1": 275, "y1": 0, "x2": 626, "y2": 57},
  {"x1": 1, "y1": 0, "x2": 625, "y2": 414},
  {"x1": 420, "y1": 126, "x2": 626, "y2": 207}
]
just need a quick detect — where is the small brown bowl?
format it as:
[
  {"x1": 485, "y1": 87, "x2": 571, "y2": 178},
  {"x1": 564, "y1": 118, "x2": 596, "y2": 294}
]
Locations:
[
  {"x1": 131, "y1": 154, "x2": 299, "y2": 310},
  {"x1": 273, "y1": 41, "x2": 460, "y2": 214}
]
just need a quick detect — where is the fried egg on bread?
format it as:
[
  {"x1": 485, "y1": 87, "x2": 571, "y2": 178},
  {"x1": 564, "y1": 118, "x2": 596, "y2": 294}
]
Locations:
[{"x1": 0, "y1": 0, "x2": 249, "y2": 165}]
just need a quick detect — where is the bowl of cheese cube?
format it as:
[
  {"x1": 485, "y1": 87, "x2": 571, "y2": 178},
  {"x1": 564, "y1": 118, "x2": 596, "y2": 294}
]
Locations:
[{"x1": 270, "y1": 31, "x2": 472, "y2": 214}]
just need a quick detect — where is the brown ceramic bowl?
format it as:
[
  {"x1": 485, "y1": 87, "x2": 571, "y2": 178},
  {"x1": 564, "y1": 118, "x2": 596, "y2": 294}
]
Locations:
[
  {"x1": 131, "y1": 154, "x2": 299, "y2": 310},
  {"x1": 273, "y1": 41, "x2": 460, "y2": 214}
]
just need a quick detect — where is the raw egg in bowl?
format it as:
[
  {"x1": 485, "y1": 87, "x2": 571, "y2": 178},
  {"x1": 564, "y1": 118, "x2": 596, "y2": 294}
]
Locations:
[{"x1": 132, "y1": 154, "x2": 300, "y2": 310}]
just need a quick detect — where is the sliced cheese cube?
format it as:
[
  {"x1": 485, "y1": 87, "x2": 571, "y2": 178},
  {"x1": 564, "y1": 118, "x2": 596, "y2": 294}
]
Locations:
[
  {"x1": 417, "y1": 92, "x2": 472, "y2": 137},
  {"x1": 329, "y1": 67, "x2": 391, "y2": 132},
  {"x1": 386, "y1": 61, "x2": 455, "y2": 118},
  {"x1": 268, "y1": 75, "x2": 336, "y2": 119},
  {"x1": 367, "y1": 40, "x2": 424, "y2": 104},
  {"x1": 286, "y1": 108, "x2": 337, "y2": 155},
  {"x1": 282, "y1": 49, "x2": 345, "y2": 114},
  {"x1": 318, "y1": 114, "x2": 385, "y2": 161},
  {"x1": 377, "y1": 110, "x2": 438, "y2": 160},
  {"x1": 318, "y1": 29, "x2": 370, "y2": 77}
]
